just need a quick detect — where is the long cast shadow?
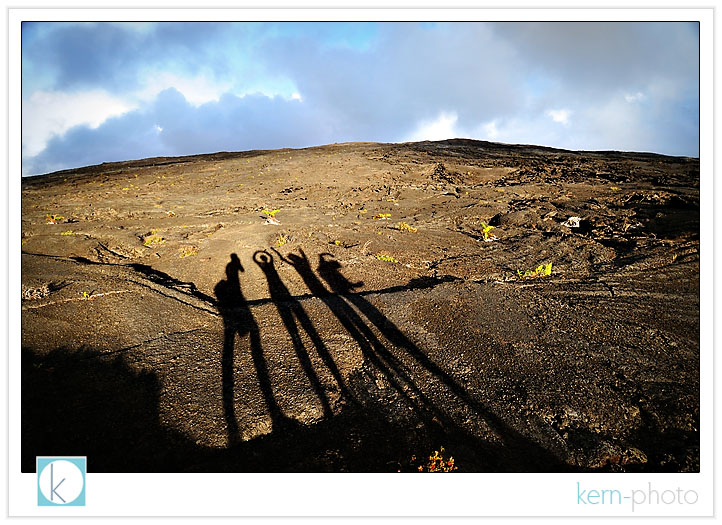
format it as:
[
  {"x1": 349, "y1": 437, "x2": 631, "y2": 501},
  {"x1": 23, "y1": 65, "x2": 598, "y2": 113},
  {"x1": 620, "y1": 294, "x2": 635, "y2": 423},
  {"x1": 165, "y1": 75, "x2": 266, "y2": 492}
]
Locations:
[
  {"x1": 274, "y1": 248, "x2": 450, "y2": 428},
  {"x1": 314, "y1": 251, "x2": 561, "y2": 467},
  {"x1": 254, "y1": 251, "x2": 354, "y2": 419},
  {"x1": 21, "y1": 343, "x2": 668, "y2": 473},
  {"x1": 213, "y1": 253, "x2": 285, "y2": 444},
  {"x1": 22, "y1": 253, "x2": 567, "y2": 471}
]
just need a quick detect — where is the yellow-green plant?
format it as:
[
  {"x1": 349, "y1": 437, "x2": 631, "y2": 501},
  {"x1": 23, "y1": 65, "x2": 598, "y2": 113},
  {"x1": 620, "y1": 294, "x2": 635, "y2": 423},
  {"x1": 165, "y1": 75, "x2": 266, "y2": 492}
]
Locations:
[
  {"x1": 143, "y1": 234, "x2": 165, "y2": 247},
  {"x1": 480, "y1": 221, "x2": 495, "y2": 240},
  {"x1": 60, "y1": 230, "x2": 75, "y2": 236},
  {"x1": 262, "y1": 209, "x2": 280, "y2": 218},
  {"x1": 376, "y1": 254, "x2": 398, "y2": 263},
  {"x1": 45, "y1": 214, "x2": 64, "y2": 224},
  {"x1": 517, "y1": 262, "x2": 552, "y2": 278},
  {"x1": 179, "y1": 246, "x2": 198, "y2": 258},
  {"x1": 276, "y1": 234, "x2": 287, "y2": 247},
  {"x1": 372, "y1": 213, "x2": 391, "y2": 220},
  {"x1": 397, "y1": 222, "x2": 418, "y2": 233}
]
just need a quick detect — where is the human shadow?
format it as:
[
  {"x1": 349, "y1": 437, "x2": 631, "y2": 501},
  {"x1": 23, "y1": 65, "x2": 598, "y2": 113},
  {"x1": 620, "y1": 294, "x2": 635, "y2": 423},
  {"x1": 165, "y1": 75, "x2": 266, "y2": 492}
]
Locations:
[
  {"x1": 254, "y1": 250, "x2": 354, "y2": 420},
  {"x1": 273, "y1": 248, "x2": 449, "y2": 427},
  {"x1": 214, "y1": 253, "x2": 285, "y2": 444},
  {"x1": 312, "y1": 251, "x2": 561, "y2": 468}
]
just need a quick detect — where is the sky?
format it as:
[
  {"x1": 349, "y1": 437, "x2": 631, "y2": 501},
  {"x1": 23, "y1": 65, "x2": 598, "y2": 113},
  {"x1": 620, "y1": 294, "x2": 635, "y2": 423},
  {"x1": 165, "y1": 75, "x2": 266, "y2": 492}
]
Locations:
[{"x1": 21, "y1": 21, "x2": 700, "y2": 176}]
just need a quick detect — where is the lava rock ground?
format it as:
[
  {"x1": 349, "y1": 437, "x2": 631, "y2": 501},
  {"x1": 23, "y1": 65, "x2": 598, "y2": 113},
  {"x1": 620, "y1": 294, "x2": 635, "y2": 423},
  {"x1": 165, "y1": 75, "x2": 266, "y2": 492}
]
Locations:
[{"x1": 20, "y1": 139, "x2": 699, "y2": 473}]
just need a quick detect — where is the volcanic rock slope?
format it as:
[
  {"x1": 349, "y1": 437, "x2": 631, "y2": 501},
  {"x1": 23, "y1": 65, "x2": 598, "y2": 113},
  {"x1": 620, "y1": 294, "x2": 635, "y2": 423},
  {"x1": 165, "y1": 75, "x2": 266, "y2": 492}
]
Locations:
[{"x1": 20, "y1": 139, "x2": 700, "y2": 473}]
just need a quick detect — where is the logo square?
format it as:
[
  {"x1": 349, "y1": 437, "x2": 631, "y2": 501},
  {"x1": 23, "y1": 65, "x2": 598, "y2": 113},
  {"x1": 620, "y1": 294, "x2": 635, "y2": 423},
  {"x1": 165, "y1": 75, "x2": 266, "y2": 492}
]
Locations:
[{"x1": 37, "y1": 457, "x2": 86, "y2": 506}]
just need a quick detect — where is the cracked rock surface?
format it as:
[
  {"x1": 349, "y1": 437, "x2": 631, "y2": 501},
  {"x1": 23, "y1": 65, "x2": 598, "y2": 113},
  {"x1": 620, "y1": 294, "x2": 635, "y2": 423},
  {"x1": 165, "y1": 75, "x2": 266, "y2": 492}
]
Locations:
[{"x1": 21, "y1": 139, "x2": 699, "y2": 472}]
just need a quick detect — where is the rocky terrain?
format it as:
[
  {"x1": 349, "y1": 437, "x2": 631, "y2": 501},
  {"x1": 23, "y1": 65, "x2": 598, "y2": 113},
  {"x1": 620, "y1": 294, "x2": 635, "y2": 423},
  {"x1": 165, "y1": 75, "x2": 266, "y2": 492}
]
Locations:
[{"x1": 20, "y1": 139, "x2": 700, "y2": 473}]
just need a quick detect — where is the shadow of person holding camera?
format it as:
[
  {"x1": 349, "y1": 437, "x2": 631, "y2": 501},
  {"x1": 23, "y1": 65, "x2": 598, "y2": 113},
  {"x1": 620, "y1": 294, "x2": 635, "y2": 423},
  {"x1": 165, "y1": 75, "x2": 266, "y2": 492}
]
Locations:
[{"x1": 214, "y1": 253, "x2": 286, "y2": 444}]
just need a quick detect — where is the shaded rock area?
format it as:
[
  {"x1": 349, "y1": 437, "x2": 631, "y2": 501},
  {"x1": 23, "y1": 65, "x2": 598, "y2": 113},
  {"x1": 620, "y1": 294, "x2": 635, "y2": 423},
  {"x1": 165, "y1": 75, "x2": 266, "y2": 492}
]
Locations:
[{"x1": 21, "y1": 139, "x2": 699, "y2": 473}]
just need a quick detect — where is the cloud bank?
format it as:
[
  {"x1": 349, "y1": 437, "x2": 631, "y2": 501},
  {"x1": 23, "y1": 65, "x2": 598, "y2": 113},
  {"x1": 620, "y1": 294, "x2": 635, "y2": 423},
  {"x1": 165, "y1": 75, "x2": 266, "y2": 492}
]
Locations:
[{"x1": 21, "y1": 21, "x2": 699, "y2": 176}]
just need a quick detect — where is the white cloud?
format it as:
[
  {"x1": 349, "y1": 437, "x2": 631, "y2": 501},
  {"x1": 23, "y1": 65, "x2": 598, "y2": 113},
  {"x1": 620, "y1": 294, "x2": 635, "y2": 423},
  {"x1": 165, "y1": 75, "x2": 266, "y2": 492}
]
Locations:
[
  {"x1": 482, "y1": 120, "x2": 499, "y2": 139},
  {"x1": 22, "y1": 90, "x2": 135, "y2": 158},
  {"x1": 625, "y1": 91, "x2": 646, "y2": 103},
  {"x1": 21, "y1": 22, "x2": 699, "y2": 173},
  {"x1": 136, "y1": 72, "x2": 233, "y2": 106},
  {"x1": 405, "y1": 111, "x2": 459, "y2": 141},
  {"x1": 546, "y1": 109, "x2": 571, "y2": 125}
]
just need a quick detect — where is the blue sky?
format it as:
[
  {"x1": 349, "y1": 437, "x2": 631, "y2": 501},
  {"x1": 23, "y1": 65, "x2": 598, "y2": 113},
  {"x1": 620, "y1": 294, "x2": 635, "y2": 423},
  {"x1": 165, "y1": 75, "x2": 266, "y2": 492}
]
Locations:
[{"x1": 21, "y1": 21, "x2": 699, "y2": 176}]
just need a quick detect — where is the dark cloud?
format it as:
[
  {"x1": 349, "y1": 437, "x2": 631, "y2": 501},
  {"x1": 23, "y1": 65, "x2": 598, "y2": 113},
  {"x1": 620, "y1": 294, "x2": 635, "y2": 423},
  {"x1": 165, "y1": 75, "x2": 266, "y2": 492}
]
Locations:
[
  {"x1": 24, "y1": 88, "x2": 333, "y2": 175},
  {"x1": 22, "y1": 22, "x2": 240, "y2": 93},
  {"x1": 22, "y1": 21, "x2": 700, "y2": 175},
  {"x1": 260, "y1": 22, "x2": 526, "y2": 136},
  {"x1": 490, "y1": 22, "x2": 699, "y2": 100},
  {"x1": 254, "y1": 21, "x2": 699, "y2": 146}
]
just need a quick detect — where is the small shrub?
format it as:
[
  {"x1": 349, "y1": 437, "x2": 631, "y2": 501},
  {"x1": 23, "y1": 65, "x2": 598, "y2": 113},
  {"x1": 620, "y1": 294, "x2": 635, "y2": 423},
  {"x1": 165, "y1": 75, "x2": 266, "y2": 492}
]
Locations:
[
  {"x1": 397, "y1": 222, "x2": 418, "y2": 233},
  {"x1": 375, "y1": 254, "x2": 398, "y2": 263},
  {"x1": 60, "y1": 230, "x2": 75, "y2": 236},
  {"x1": 480, "y1": 221, "x2": 496, "y2": 240},
  {"x1": 517, "y1": 262, "x2": 552, "y2": 278},
  {"x1": 45, "y1": 214, "x2": 64, "y2": 224},
  {"x1": 143, "y1": 234, "x2": 165, "y2": 247},
  {"x1": 179, "y1": 246, "x2": 198, "y2": 258},
  {"x1": 262, "y1": 209, "x2": 280, "y2": 218},
  {"x1": 411, "y1": 446, "x2": 458, "y2": 473},
  {"x1": 372, "y1": 213, "x2": 391, "y2": 220}
]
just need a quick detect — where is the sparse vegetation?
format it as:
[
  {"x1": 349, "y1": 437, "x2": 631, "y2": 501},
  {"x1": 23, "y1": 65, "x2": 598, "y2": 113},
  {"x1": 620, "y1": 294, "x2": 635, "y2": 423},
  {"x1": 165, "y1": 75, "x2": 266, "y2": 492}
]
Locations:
[
  {"x1": 45, "y1": 214, "x2": 64, "y2": 224},
  {"x1": 517, "y1": 262, "x2": 553, "y2": 278},
  {"x1": 19, "y1": 140, "x2": 700, "y2": 475},
  {"x1": 480, "y1": 221, "x2": 496, "y2": 241},
  {"x1": 410, "y1": 446, "x2": 458, "y2": 473},
  {"x1": 375, "y1": 253, "x2": 398, "y2": 263},
  {"x1": 262, "y1": 208, "x2": 281, "y2": 225},
  {"x1": 179, "y1": 246, "x2": 198, "y2": 258},
  {"x1": 397, "y1": 221, "x2": 418, "y2": 233},
  {"x1": 143, "y1": 234, "x2": 165, "y2": 247}
]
